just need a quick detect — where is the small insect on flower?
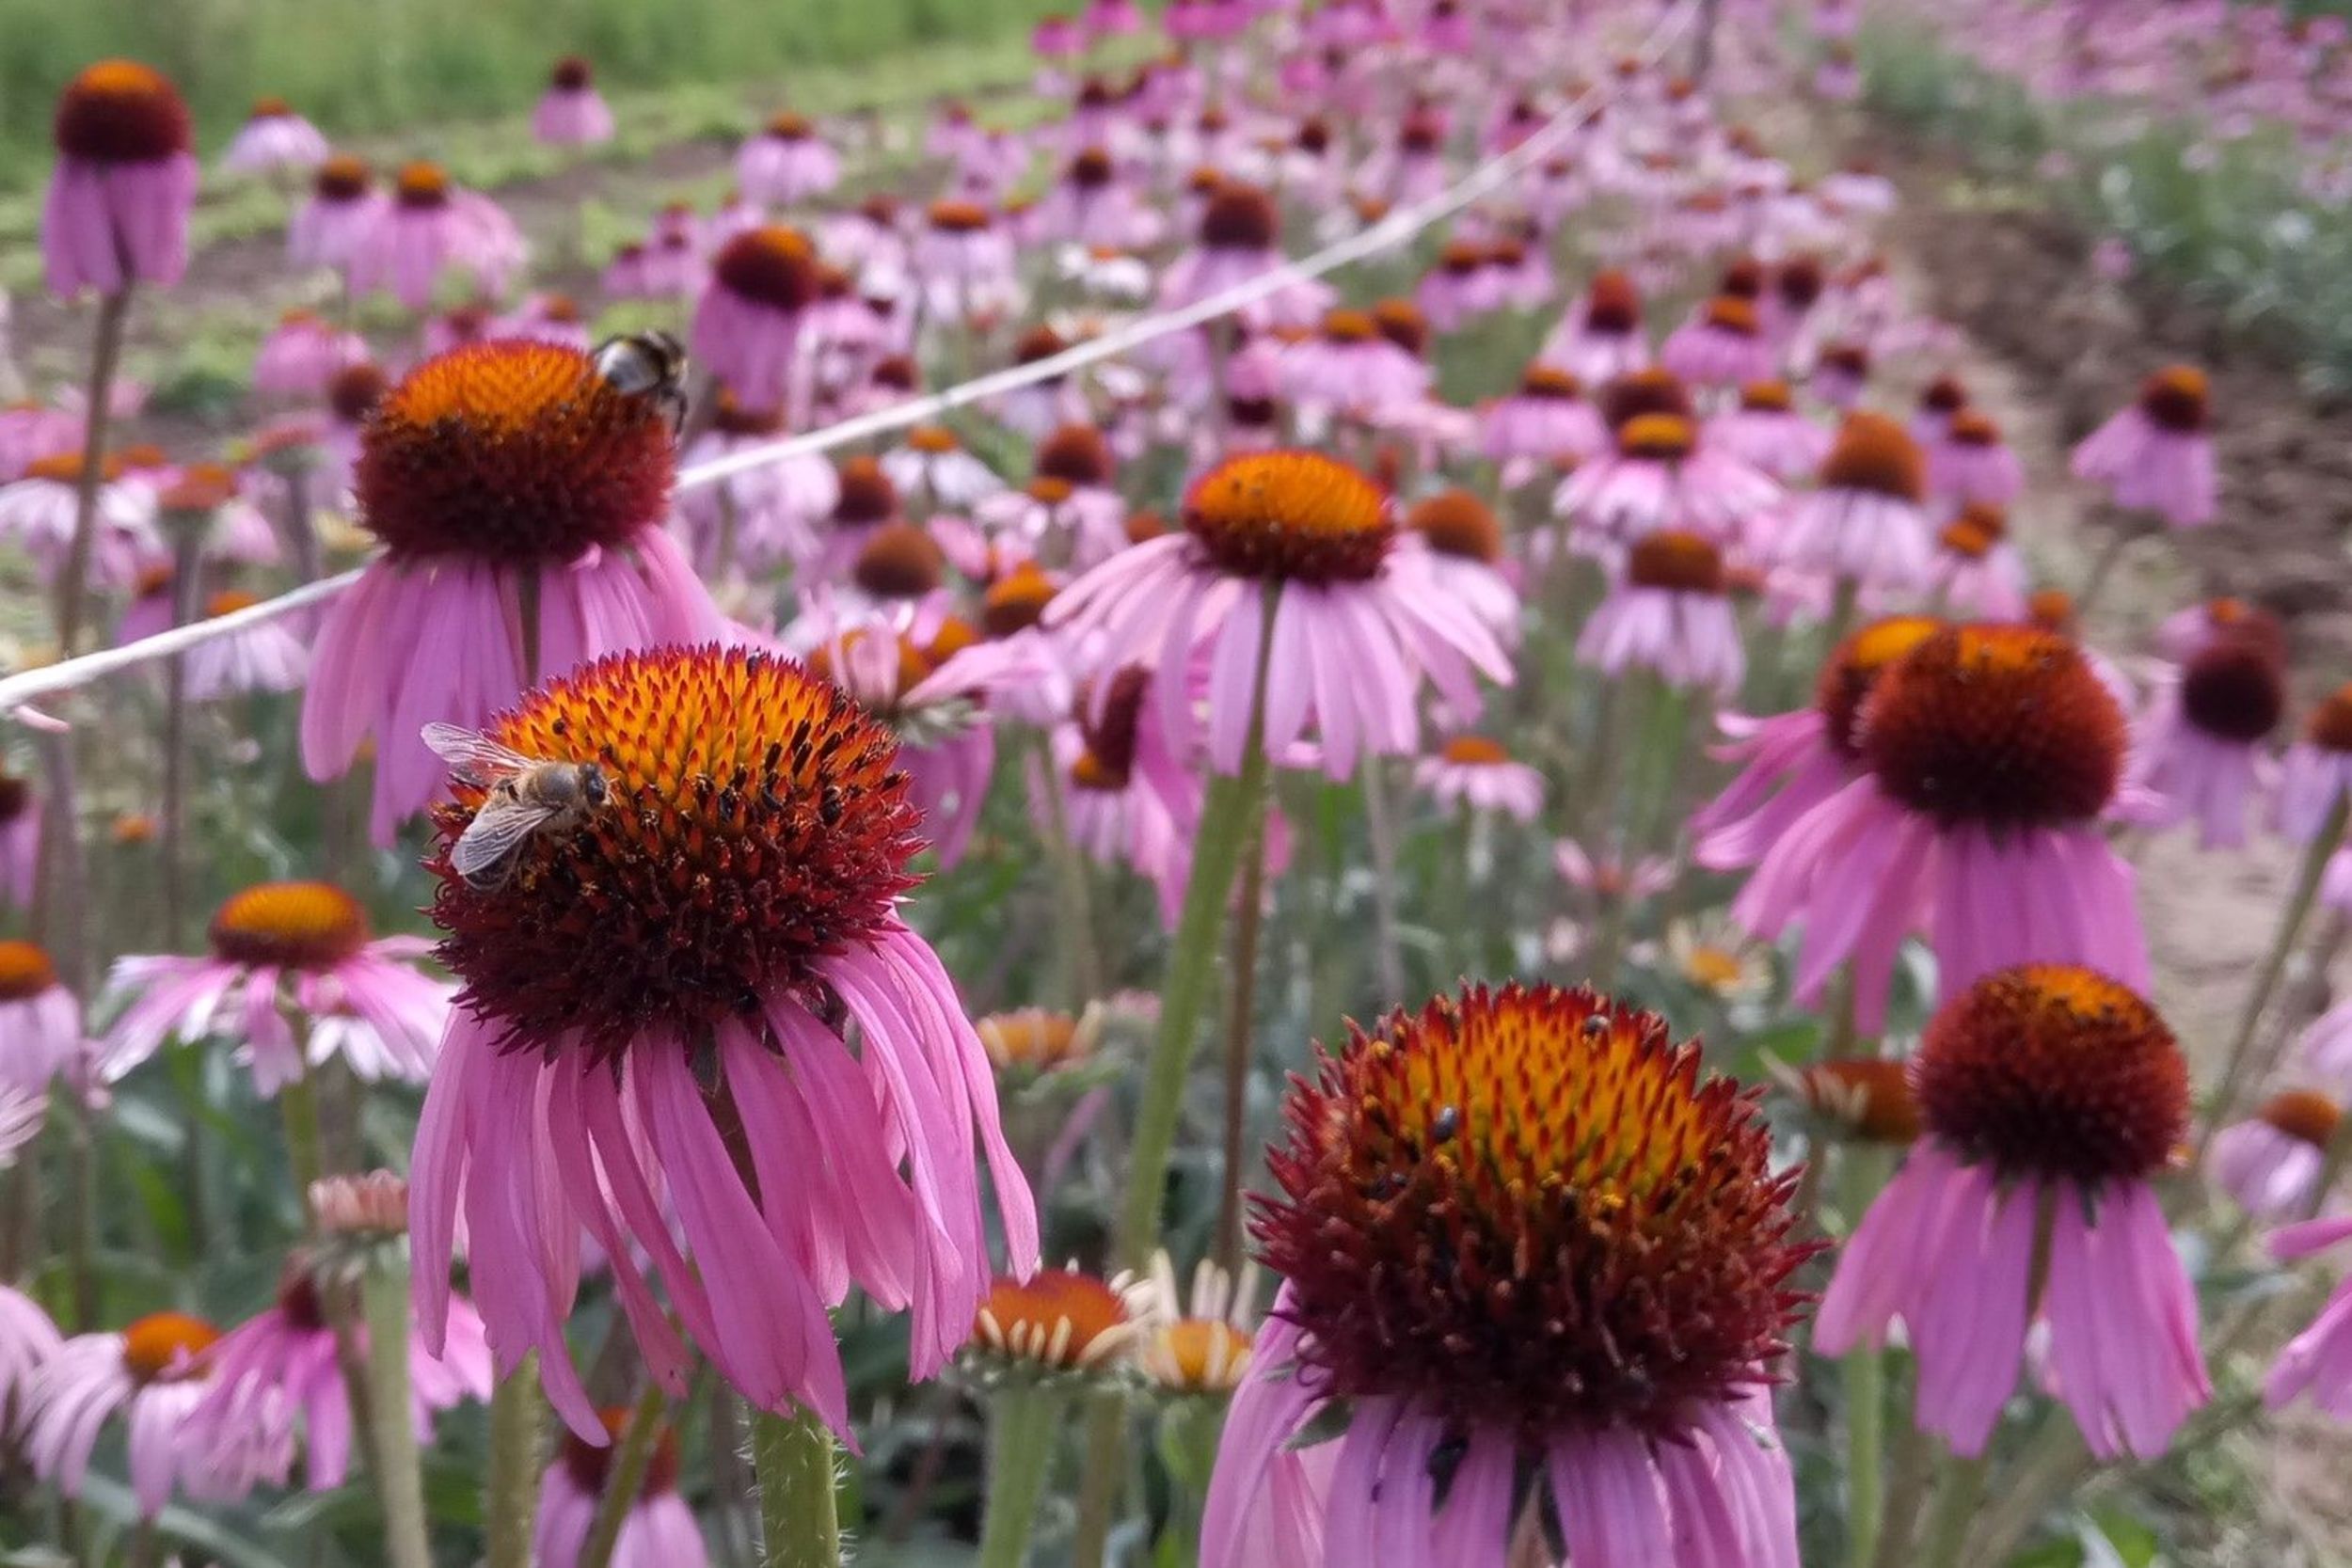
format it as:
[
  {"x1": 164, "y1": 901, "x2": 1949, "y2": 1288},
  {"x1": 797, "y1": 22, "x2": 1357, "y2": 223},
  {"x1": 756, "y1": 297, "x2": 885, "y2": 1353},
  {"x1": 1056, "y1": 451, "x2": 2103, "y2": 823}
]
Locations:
[
  {"x1": 588, "y1": 330, "x2": 691, "y2": 436},
  {"x1": 422, "y1": 723, "x2": 611, "y2": 890}
]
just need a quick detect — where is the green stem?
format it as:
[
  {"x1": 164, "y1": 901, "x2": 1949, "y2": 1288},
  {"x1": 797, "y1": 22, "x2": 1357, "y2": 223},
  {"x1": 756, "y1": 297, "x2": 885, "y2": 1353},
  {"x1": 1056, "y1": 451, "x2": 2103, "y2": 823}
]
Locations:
[
  {"x1": 56, "y1": 287, "x2": 134, "y2": 654},
  {"x1": 751, "y1": 1404, "x2": 841, "y2": 1568},
  {"x1": 2199, "y1": 794, "x2": 2350, "y2": 1156},
  {"x1": 485, "y1": 1362, "x2": 546, "y2": 1568},
  {"x1": 362, "y1": 1261, "x2": 434, "y2": 1568},
  {"x1": 1359, "y1": 759, "x2": 1406, "y2": 1003},
  {"x1": 1212, "y1": 788, "x2": 1274, "y2": 1276},
  {"x1": 1822, "y1": 574, "x2": 1862, "y2": 662},
  {"x1": 2073, "y1": 515, "x2": 2146, "y2": 621},
  {"x1": 977, "y1": 1386, "x2": 1063, "y2": 1568},
  {"x1": 1066, "y1": 1394, "x2": 1125, "y2": 1568},
  {"x1": 1838, "y1": 1146, "x2": 1893, "y2": 1568},
  {"x1": 580, "y1": 1383, "x2": 668, "y2": 1568},
  {"x1": 516, "y1": 571, "x2": 544, "y2": 687},
  {"x1": 1114, "y1": 587, "x2": 1279, "y2": 1266},
  {"x1": 1868, "y1": 1411, "x2": 1933, "y2": 1568},
  {"x1": 1032, "y1": 731, "x2": 1103, "y2": 1008},
  {"x1": 279, "y1": 1069, "x2": 326, "y2": 1218},
  {"x1": 1960, "y1": 1413, "x2": 2089, "y2": 1567},
  {"x1": 1916, "y1": 1451, "x2": 1990, "y2": 1568}
]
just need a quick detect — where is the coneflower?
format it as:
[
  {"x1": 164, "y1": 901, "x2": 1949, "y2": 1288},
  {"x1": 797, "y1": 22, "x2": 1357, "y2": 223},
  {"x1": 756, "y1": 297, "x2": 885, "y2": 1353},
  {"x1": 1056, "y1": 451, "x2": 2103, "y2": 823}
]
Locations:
[
  {"x1": 411, "y1": 645, "x2": 1038, "y2": 1437},
  {"x1": 1735, "y1": 625, "x2": 2147, "y2": 1029},
  {"x1": 44, "y1": 60, "x2": 199, "y2": 296},
  {"x1": 1205, "y1": 983, "x2": 1812, "y2": 1566},
  {"x1": 1818, "y1": 966, "x2": 2207, "y2": 1459},
  {"x1": 299, "y1": 341, "x2": 723, "y2": 839}
]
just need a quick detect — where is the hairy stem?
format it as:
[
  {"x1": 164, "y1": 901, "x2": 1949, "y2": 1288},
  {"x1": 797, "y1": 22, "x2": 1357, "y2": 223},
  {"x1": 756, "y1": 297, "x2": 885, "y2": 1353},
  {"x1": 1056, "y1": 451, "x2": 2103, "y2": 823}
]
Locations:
[{"x1": 751, "y1": 1404, "x2": 841, "y2": 1568}]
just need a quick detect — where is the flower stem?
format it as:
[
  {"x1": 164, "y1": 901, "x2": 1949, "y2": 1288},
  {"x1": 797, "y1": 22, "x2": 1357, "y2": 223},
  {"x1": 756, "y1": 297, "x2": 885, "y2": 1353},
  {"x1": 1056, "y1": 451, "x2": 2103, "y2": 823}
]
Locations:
[
  {"x1": 2199, "y1": 794, "x2": 2350, "y2": 1156},
  {"x1": 1915, "y1": 1450, "x2": 1989, "y2": 1568},
  {"x1": 485, "y1": 1362, "x2": 546, "y2": 1568},
  {"x1": 1114, "y1": 587, "x2": 1279, "y2": 1266},
  {"x1": 56, "y1": 287, "x2": 135, "y2": 654},
  {"x1": 362, "y1": 1259, "x2": 435, "y2": 1568},
  {"x1": 976, "y1": 1386, "x2": 1062, "y2": 1568},
  {"x1": 2073, "y1": 513, "x2": 2149, "y2": 621},
  {"x1": 1838, "y1": 1145, "x2": 1894, "y2": 1568},
  {"x1": 1359, "y1": 758, "x2": 1406, "y2": 1003},
  {"x1": 580, "y1": 1382, "x2": 668, "y2": 1568},
  {"x1": 279, "y1": 1069, "x2": 327, "y2": 1213},
  {"x1": 1212, "y1": 782, "x2": 1273, "y2": 1276},
  {"x1": 1030, "y1": 731, "x2": 1103, "y2": 1009},
  {"x1": 1867, "y1": 1412, "x2": 1933, "y2": 1568},
  {"x1": 750, "y1": 1403, "x2": 841, "y2": 1568},
  {"x1": 160, "y1": 518, "x2": 207, "y2": 952}
]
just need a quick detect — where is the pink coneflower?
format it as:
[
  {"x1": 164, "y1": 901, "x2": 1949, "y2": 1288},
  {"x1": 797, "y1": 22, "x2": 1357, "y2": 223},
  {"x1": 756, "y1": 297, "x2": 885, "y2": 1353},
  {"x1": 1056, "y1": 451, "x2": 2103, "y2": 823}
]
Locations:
[
  {"x1": 1037, "y1": 148, "x2": 1152, "y2": 249},
  {"x1": 1579, "y1": 529, "x2": 1746, "y2": 695},
  {"x1": 1819, "y1": 966, "x2": 2206, "y2": 1459},
  {"x1": 533, "y1": 57, "x2": 615, "y2": 148},
  {"x1": 100, "y1": 879, "x2": 449, "y2": 1092},
  {"x1": 1735, "y1": 626, "x2": 2148, "y2": 1031},
  {"x1": 300, "y1": 341, "x2": 723, "y2": 839},
  {"x1": 1360, "y1": 107, "x2": 1454, "y2": 209},
  {"x1": 183, "y1": 1262, "x2": 491, "y2": 1491},
  {"x1": 2072, "y1": 365, "x2": 2217, "y2": 528},
  {"x1": 1926, "y1": 408, "x2": 2024, "y2": 508},
  {"x1": 1777, "y1": 411, "x2": 1933, "y2": 588},
  {"x1": 690, "y1": 226, "x2": 821, "y2": 410},
  {"x1": 1205, "y1": 983, "x2": 1810, "y2": 1568},
  {"x1": 411, "y1": 646, "x2": 1039, "y2": 1438},
  {"x1": 914, "y1": 199, "x2": 1018, "y2": 320},
  {"x1": 978, "y1": 425, "x2": 1128, "y2": 569},
  {"x1": 1807, "y1": 340, "x2": 1871, "y2": 410},
  {"x1": 1083, "y1": 0, "x2": 1145, "y2": 37},
  {"x1": 0, "y1": 451, "x2": 159, "y2": 589},
  {"x1": 1041, "y1": 667, "x2": 1198, "y2": 926},
  {"x1": 1160, "y1": 183, "x2": 1329, "y2": 327},
  {"x1": 737, "y1": 111, "x2": 839, "y2": 204},
  {"x1": 0, "y1": 1283, "x2": 60, "y2": 1432},
  {"x1": 2124, "y1": 635, "x2": 2284, "y2": 849},
  {"x1": 536, "y1": 1408, "x2": 707, "y2": 1568},
  {"x1": 418, "y1": 304, "x2": 501, "y2": 371},
  {"x1": 177, "y1": 589, "x2": 309, "y2": 699},
  {"x1": 1544, "y1": 270, "x2": 1651, "y2": 385},
  {"x1": 159, "y1": 462, "x2": 278, "y2": 566},
  {"x1": 2263, "y1": 1208, "x2": 2352, "y2": 1418},
  {"x1": 1413, "y1": 735, "x2": 1544, "y2": 821},
  {"x1": 1400, "y1": 489, "x2": 1520, "y2": 649},
  {"x1": 499, "y1": 291, "x2": 592, "y2": 350},
  {"x1": 1910, "y1": 373, "x2": 1969, "y2": 449},
  {"x1": 675, "y1": 394, "x2": 834, "y2": 577},
  {"x1": 1927, "y1": 507, "x2": 2028, "y2": 620},
  {"x1": 1482, "y1": 362, "x2": 1607, "y2": 485},
  {"x1": 1555, "y1": 398, "x2": 1781, "y2": 548},
  {"x1": 224, "y1": 97, "x2": 328, "y2": 172},
  {"x1": 289, "y1": 153, "x2": 384, "y2": 271},
  {"x1": 2278, "y1": 680, "x2": 2352, "y2": 841},
  {"x1": 44, "y1": 61, "x2": 199, "y2": 296},
  {"x1": 0, "y1": 940, "x2": 85, "y2": 1090},
  {"x1": 2153, "y1": 594, "x2": 2283, "y2": 667},
  {"x1": 252, "y1": 308, "x2": 366, "y2": 398},
  {"x1": 315, "y1": 358, "x2": 387, "y2": 497},
  {"x1": 881, "y1": 424, "x2": 1006, "y2": 513},
  {"x1": 1707, "y1": 378, "x2": 1834, "y2": 481},
  {"x1": 1415, "y1": 239, "x2": 1502, "y2": 333},
  {"x1": 348, "y1": 162, "x2": 524, "y2": 310},
  {"x1": 2211, "y1": 1090, "x2": 2342, "y2": 1222},
  {"x1": 1282, "y1": 308, "x2": 1429, "y2": 420},
  {"x1": 0, "y1": 403, "x2": 79, "y2": 482},
  {"x1": 813, "y1": 612, "x2": 997, "y2": 867},
  {"x1": 0, "y1": 776, "x2": 41, "y2": 914},
  {"x1": 24, "y1": 1312, "x2": 269, "y2": 1517},
  {"x1": 1661, "y1": 294, "x2": 1777, "y2": 389},
  {"x1": 1044, "y1": 451, "x2": 1510, "y2": 782},
  {"x1": 818, "y1": 193, "x2": 907, "y2": 277}
]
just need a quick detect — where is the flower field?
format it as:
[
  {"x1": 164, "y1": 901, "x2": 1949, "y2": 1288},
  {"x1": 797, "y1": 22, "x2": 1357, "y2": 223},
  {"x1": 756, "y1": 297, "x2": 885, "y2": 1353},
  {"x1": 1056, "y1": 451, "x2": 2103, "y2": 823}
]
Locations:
[{"x1": 0, "y1": 1, "x2": 2350, "y2": 1564}]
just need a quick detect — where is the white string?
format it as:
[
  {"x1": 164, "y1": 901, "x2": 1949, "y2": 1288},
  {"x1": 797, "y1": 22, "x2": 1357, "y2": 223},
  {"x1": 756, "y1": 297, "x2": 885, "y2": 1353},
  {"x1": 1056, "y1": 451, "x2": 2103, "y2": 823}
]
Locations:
[{"x1": 0, "y1": 0, "x2": 1694, "y2": 718}]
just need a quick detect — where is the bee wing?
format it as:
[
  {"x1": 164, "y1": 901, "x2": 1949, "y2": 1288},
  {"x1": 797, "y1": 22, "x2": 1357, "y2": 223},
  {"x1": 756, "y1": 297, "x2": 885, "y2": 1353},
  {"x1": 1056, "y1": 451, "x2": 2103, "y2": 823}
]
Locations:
[
  {"x1": 450, "y1": 797, "x2": 563, "y2": 879},
  {"x1": 422, "y1": 722, "x2": 539, "y2": 783}
]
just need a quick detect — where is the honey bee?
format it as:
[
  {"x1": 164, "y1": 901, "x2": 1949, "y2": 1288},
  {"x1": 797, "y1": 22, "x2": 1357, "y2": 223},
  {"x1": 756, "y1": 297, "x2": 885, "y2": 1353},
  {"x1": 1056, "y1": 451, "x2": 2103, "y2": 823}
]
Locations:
[
  {"x1": 588, "y1": 330, "x2": 691, "y2": 436},
  {"x1": 422, "y1": 722, "x2": 610, "y2": 889}
]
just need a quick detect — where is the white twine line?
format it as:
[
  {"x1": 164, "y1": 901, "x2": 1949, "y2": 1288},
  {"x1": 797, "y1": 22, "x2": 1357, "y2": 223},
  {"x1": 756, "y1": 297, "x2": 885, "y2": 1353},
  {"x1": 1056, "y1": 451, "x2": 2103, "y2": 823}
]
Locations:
[{"x1": 0, "y1": 0, "x2": 1694, "y2": 718}]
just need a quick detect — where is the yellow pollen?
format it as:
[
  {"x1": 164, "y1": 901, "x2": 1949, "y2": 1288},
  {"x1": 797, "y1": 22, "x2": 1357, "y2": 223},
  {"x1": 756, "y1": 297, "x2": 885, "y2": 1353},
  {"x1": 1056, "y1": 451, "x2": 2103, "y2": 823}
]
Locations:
[
  {"x1": 973, "y1": 1271, "x2": 1136, "y2": 1370},
  {"x1": 1146, "y1": 1319, "x2": 1254, "y2": 1392},
  {"x1": 1616, "y1": 413, "x2": 1694, "y2": 461},
  {"x1": 209, "y1": 881, "x2": 370, "y2": 970},
  {"x1": 977, "y1": 1009, "x2": 1087, "y2": 1070},
  {"x1": 906, "y1": 425, "x2": 961, "y2": 455}
]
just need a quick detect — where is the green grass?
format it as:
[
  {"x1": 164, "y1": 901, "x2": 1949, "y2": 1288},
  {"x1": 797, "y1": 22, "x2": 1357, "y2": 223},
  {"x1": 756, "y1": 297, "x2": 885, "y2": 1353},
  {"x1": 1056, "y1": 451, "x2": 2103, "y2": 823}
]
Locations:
[{"x1": 0, "y1": 0, "x2": 1081, "y2": 193}]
